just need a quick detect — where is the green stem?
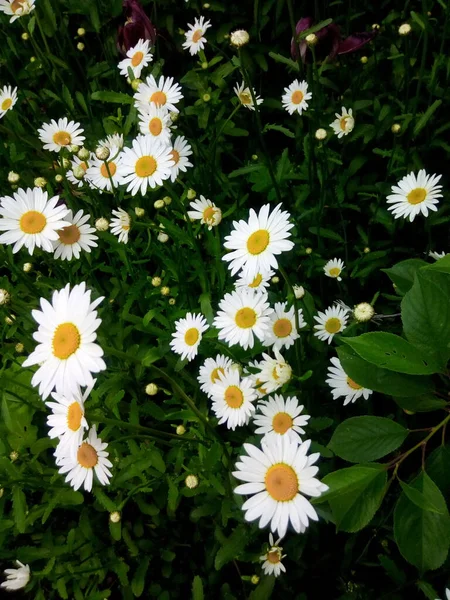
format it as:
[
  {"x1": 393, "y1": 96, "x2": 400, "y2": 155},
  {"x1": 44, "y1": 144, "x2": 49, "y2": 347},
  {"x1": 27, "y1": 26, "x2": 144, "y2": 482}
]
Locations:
[{"x1": 90, "y1": 414, "x2": 199, "y2": 443}]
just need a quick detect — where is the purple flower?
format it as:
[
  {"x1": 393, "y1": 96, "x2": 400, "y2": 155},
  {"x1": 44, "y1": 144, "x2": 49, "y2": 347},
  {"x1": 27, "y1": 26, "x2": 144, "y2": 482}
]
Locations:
[{"x1": 117, "y1": 0, "x2": 156, "y2": 56}]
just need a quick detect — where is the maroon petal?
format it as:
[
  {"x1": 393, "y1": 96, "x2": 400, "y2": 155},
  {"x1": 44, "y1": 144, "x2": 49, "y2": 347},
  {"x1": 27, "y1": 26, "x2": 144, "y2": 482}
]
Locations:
[
  {"x1": 117, "y1": 0, "x2": 156, "y2": 55},
  {"x1": 337, "y1": 32, "x2": 377, "y2": 55},
  {"x1": 291, "y1": 17, "x2": 313, "y2": 60}
]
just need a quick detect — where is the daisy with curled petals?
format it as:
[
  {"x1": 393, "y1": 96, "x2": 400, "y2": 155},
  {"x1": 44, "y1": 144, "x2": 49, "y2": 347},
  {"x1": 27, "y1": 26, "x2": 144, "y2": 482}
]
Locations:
[
  {"x1": 0, "y1": 560, "x2": 30, "y2": 591},
  {"x1": 134, "y1": 75, "x2": 183, "y2": 113},
  {"x1": 118, "y1": 38, "x2": 153, "y2": 79},
  {"x1": 0, "y1": 85, "x2": 17, "y2": 119},
  {"x1": 170, "y1": 312, "x2": 209, "y2": 362},
  {"x1": 187, "y1": 196, "x2": 222, "y2": 230},
  {"x1": 53, "y1": 209, "x2": 98, "y2": 261},
  {"x1": 168, "y1": 135, "x2": 193, "y2": 182},
  {"x1": 324, "y1": 258, "x2": 345, "y2": 281},
  {"x1": 331, "y1": 107, "x2": 354, "y2": 138},
  {"x1": 253, "y1": 394, "x2": 310, "y2": 445},
  {"x1": 235, "y1": 270, "x2": 273, "y2": 292},
  {"x1": 0, "y1": 187, "x2": 70, "y2": 255},
  {"x1": 313, "y1": 304, "x2": 349, "y2": 344},
  {"x1": 120, "y1": 134, "x2": 174, "y2": 196},
  {"x1": 182, "y1": 15, "x2": 211, "y2": 56},
  {"x1": 198, "y1": 354, "x2": 237, "y2": 397},
  {"x1": 209, "y1": 368, "x2": 257, "y2": 430},
  {"x1": 46, "y1": 385, "x2": 91, "y2": 458},
  {"x1": 137, "y1": 103, "x2": 172, "y2": 145},
  {"x1": 234, "y1": 81, "x2": 263, "y2": 111},
  {"x1": 233, "y1": 436, "x2": 328, "y2": 539},
  {"x1": 38, "y1": 117, "x2": 85, "y2": 153},
  {"x1": 110, "y1": 208, "x2": 131, "y2": 244},
  {"x1": 213, "y1": 289, "x2": 273, "y2": 350},
  {"x1": 223, "y1": 203, "x2": 294, "y2": 282},
  {"x1": 386, "y1": 169, "x2": 443, "y2": 222},
  {"x1": 260, "y1": 534, "x2": 286, "y2": 577},
  {"x1": 281, "y1": 79, "x2": 312, "y2": 115},
  {"x1": 256, "y1": 349, "x2": 292, "y2": 394},
  {"x1": 22, "y1": 282, "x2": 106, "y2": 400},
  {"x1": 263, "y1": 302, "x2": 304, "y2": 351},
  {"x1": 0, "y1": 0, "x2": 35, "y2": 22},
  {"x1": 326, "y1": 356, "x2": 373, "y2": 406},
  {"x1": 67, "y1": 155, "x2": 90, "y2": 188},
  {"x1": 98, "y1": 133, "x2": 124, "y2": 157},
  {"x1": 86, "y1": 155, "x2": 127, "y2": 192},
  {"x1": 57, "y1": 426, "x2": 112, "y2": 492}
]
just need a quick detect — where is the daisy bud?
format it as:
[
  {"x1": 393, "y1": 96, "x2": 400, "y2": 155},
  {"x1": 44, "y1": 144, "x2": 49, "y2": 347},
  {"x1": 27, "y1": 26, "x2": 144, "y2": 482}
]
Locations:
[
  {"x1": 271, "y1": 276, "x2": 280, "y2": 284},
  {"x1": 187, "y1": 188, "x2": 196, "y2": 200},
  {"x1": 154, "y1": 199, "x2": 165, "y2": 209},
  {"x1": 201, "y1": 62, "x2": 208, "y2": 69},
  {"x1": 95, "y1": 217, "x2": 109, "y2": 231},
  {"x1": 252, "y1": 154, "x2": 258, "y2": 161},
  {"x1": 354, "y1": 302, "x2": 375, "y2": 323},
  {"x1": 163, "y1": 196, "x2": 172, "y2": 206},
  {"x1": 360, "y1": 56, "x2": 368, "y2": 64},
  {"x1": 176, "y1": 425, "x2": 186, "y2": 435},
  {"x1": 160, "y1": 286, "x2": 170, "y2": 296},
  {"x1": 398, "y1": 23, "x2": 411, "y2": 36},
  {"x1": 30, "y1": 56, "x2": 36, "y2": 63},
  {"x1": 77, "y1": 27, "x2": 86, "y2": 36},
  {"x1": 34, "y1": 177, "x2": 47, "y2": 188},
  {"x1": 0, "y1": 488, "x2": 3, "y2": 498},
  {"x1": 158, "y1": 232, "x2": 169, "y2": 243},
  {"x1": 145, "y1": 383, "x2": 158, "y2": 396},
  {"x1": 251, "y1": 575, "x2": 260, "y2": 585},
  {"x1": 391, "y1": 123, "x2": 401, "y2": 133},
  {"x1": 134, "y1": 207, "x2": 145, "y2": 217},
  {"x1": 60, "y1": 157, "x2": 70, "y2": 169},
  {"x1": 23, "y1": 263, "x2": 32, "y2": 273},
  {"x1": 77, "y1": 42, "x2": 85, "y2": 51},
  {"x1": 95, "y1": 146, "x2": 110, "y2": 161},
  {"x1": 72, "y1": 165, "x2": 86, "y2": 180},
  {"x1": 305, "y1": 247, "x2": 313, "y2": 254},
  {"x1": 185, "y1": 474, "x2": 199, "y2": 489},
  {"x1": 109, "y1": 511, "x2": 121, "y2": 523},
  {"x1": 5, "y1": 316, "x2": 15, "y2": 325},
  {"x1": 131, "y1": 78, "x2": 143, "y2": 92},
  {"x1": 15, "y1": 343, "x2": 24, "y2": 353},
  {"x1": 170, "y1": 112, "x2": 179, "y2": 123},
  {"x1": 21, "y1": 32, "x2": 29, "y2": 40},
  {"x1": 203, "y1": 3, "x2": 210, "y2": 9},
  {"x1": 55, "y1": 174, "x2": 64, "y2": 183},
  {"x1": 10, "y1": 451, "x2": 19, "y2": 462},
  {"x1": 315, "y1": 128, "x2": 327, "y2": 140},
  {"x1": 0, "y1": 289, "x2": 11, "y2": 305},
  {"x1": 305, "y1": 33, "x2": 318, "y2": 46},
  {"x1": 169, "y1": 298, "x2": 176, "y2": 305},
  {"x1": 293, "y1": 284, "x2": 305, "y2": 299},
  {"x1": 77, "y1": 147, "x2": 90, "y2": 160},
  {"x1": 202, "y1": 93, "x2": 211, "y2": 102},
  {"x1": 151, "y1": 277, "x2": 162, "y2": 287},
  {"x1": 364, "y1": 247, "x2": 371, "y2": 253},
  {"x1": 8, "y1": 171, "x2": 20, "y2": 184},
  {"x1": 372, "y1": 23, "x2": 380, "y2": 30},
  {"x1": 68, "y1": 144, "x2": 80, "y2": 153},
  {"x1": 230, "y1": 29, "x2": 250, "y2": 48}
]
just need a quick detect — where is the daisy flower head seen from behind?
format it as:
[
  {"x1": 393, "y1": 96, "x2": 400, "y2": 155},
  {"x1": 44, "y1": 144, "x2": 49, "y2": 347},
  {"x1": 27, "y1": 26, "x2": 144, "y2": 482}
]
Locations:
[
  {"x1": 313, "y1": 304, "x2": 349, "y2": 344},
  {"x1": 118, "y1": 38, "x2": 153, "y2": 79},
  {"x1": 0, "y1": 187, "x2": 70, "y2": 255},
  {"x1": 235, "y1": 270, "x2": 274, "y2": 293},
  {"x1": 0, "y1": 85, "x2": 17, "y2": 119},
  {"x1": 234, "y1": 81, "x2": 263, "y2": 111},
  {"x1": 263, "y1": 301, "x2": 304, "y2": 351},
  {"x1": 324, "y1": 258, "x2": 345, "y2": 281},
  {"x1": 53, "y1": 209, "x2": 98, "y2": 261},
  {"x1": 233, "y1": 436, "x2": 328, "y2": 539},
  {"x1": 137, "y1": 103, "x2": 172, "y2": 145},
  {"x1": 1, "y1": 560, "x2": 30, "y2": 591},
  {"x1": 86, "y1": 154, "x2": 127, "y2": 192},
  {"x1": 182, "y1": 15, "x2": 211, "y2": 56},
  {"x1": 282, "y1": 79, "x2": 312, "y2": 115},
  {"x1": 134, "y1": 74, "x2": 183, "y2": 113},
  {"x1": 98, "y1": 133, "x2": 124, "y2": 157},
  {"x1": 170, "y1": 312, "x2": 209, "y2": 362},
  {"x1": 168, "y1": 135, "x2": 193, "y2": 182},
  {"x1": 223, "y1": 203, "x2": 295, "y2": 282},
  {"x1": 38, "y1": 117, "x2": 85, "y2": 152},
  {"x1": 253, "y1": 394, "x2": 310, "y2": 445},
  {"x1": 209, "y1": 368, "x2": 257, "y2": 430},
  {"x1": 0, "y1": 0, "x2": 35, "y2": 22},
  {"x1": 66, "y1": 155, "x2": 90, "y2": 188},
  {"x1": 386, "y1": 169, "x2": 443, "y2": 222},
  {"x1": 260, "y1": 534, "x2": 286, "y2": 577},
  {"x1": 198, "y1": 354, "x2": 237, "y2": 397},
  {"x1": 331, "y1": 107, "x2": 355, "y2": 138},
  {"x1": 110, "y1": 208, "x2": 131, "y2": 244},
  {"x1": 187, "y1": 196, "x2": 222, "y2": 230},
  {"x1": 326, "y1": 356, "x2": 373, "y2": 406}
]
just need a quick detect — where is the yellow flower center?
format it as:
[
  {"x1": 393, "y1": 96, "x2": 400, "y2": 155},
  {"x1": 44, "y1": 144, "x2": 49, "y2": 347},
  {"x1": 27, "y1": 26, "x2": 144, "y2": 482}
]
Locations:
[
  {"x1": 184, "y1": 327, "x2": 199, "y2": 346},
  {"x1": 247, "y1": 229, "x2": 270, "y2": 255},
  {"x1": 265, "y1": 463, "x2": 298, "y2": 501},
  {"x1": 248, "y1": 273, "x2": 263, "y2": 288},
  {"x1": 328, "y1": 267, "x2": 341, "y2": 277},
  {"x1": 150, "y1": 91, "x2": 167, "y2": 106},
  {"x1": 53, "y1": 131, "x2": 72, "y2": 146},
  {"x1": 19, "y1": 210, "x2": 47, "y2": 234},
  {"x1": 273, "y1": 318, "x2": 292, "y2": 338},
  {"x1": 203, "y1": 206, "x2": 215, "y2": 223},
  {"x1": 340, "y1": 116, "x2": 350, "y2": 131},
  {"x1": 1, "y1": 98, "x2": 12, "y2": 111},
  {"x1": 100, "y1": 161, "x2": 117, "y2": 178},
  {"x1": 170, "y1": 149, "x2": 180, "y2": 165},
  {"x1": 267, "y1": 550, "x2": 281, "y2": 564},
  {"x1": 67, "y1": 402, "x2": 83, "y2": 431},
  {"x1": 52, "y1": 322, "x2": 81, "y2": 359},
  {"x1": 346, "y1": 376, "x2": 362, "y2": 390},
  {"x1": 149, "y1": 117, "x2": 162, "y2": 136},
  {"x1": 11, "y1": 0, "x2": 25, "y2": 13},
  {"x1": 224, "y1": 385, "x2": 244, "y2": 408},
  {"x1": 79, "y1": 161, "x2": 88, "y2": 171},
  {"x1": 210, "y1": 366, "x2": 225, "y2": 383},
  {"x1": 272, "y1": 366, "x2": 280, "y2": 380},
  {"x1": 324, "y1": 317, "x2": 341, "y2": 334},
  {"x1": 131, "y1": 51, "x2": 144, "y2": 67},
  {"x1": 291, "y1": 90, "x2": 304, "y2": 104},
  {"x1": 77, "y1": 442, "x2": 98, "y2": 468},
  {"x1": 407, "y1": 187, "x2": 427, "y2": 205},
  {"x1": 272, "y1": 412, "x2": 293, "y2": 434},
  {"x1": 192, "y1": 29, "x2": 203, "y2": 43},
  {"x1": 235, "y1": 307, "x2": 257, "y2": 329},
  {"x1": 135, "y1": 155, "x2": 157, "y2": 177},
  {"x1": 255, "y1": 378, "x2": 268, "y2": 395},
  {"x1": 58, "y1": 224, "x2": 81, "y2": 245},
  {"x1": 239, "y1": 92, "x2": 252, "y2": 105}
]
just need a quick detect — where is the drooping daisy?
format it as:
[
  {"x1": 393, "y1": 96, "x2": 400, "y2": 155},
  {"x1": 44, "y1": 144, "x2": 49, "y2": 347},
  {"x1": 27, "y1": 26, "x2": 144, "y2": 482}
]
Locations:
[
  {"x1": 137, "y1": 103, "x2": 172, "y2": 145},
  {"x1": 386, "y1": 169, "x2": 443, "y2": 222},
  {"x1": 66, "y1": 155, "x2": 90, "y2": 187},
  {"x1": 234, "y1": 81, "x2": 263, "y2": 111},
  {"x1": 118, "y1": 38, "x2": 153, "y2": 79},
  {"x1": 38, "y1": 118, "x2": 85, "y2": 153},
  {"x1": 253, "y1": 394, "x2": 310, "y2": 445},
  {"x1": 263, "y1": 302, "x2": 304, "y2": 351},
  {"x1": 223, "y1": 203, "x2": 295, "y2": 282},
  {"x1": 134, "y1": 75, "x2": 183, "y2": 113},
  {"x1": 260, "y1": 534, "x2": 286, "y2": 577},
  {"x1": 187, "y1": 196, "x2": 222, "y2": 230},
  {"x1": 213, "y1": 289, "x2": 273, "y2": 350},
  {"x1": 0, "y1": 0, "x2": 35, "y2": 22},
  {"x1": 326, "y1": 357, "x2": 373, "y2": 406},
  {"x1": 0, "y1": 85, "x2": 17, "y2": 119},
  {"x1": 168, "y1": 135, "x2": 193, "y2": 182},
  {"x1": 429, "y1": 250, "x2": 446, "y2": 260},
  {"x1": 331, "y1": 107, "x2": 355, "y2": 138},
  {"x1": 170, "y1": 312, "x2": 209, "y2": 362},
  {"x1": 313, "y1": 304, "x2": 349, "y2": 344},
  {"x1": 98, "y1": 133, "x2": 124, "y2": 157},
  {"x1": 235, "y1": 270, "x2": 274, "y2": 292},
  {"x1": 86, "y1": 154, "x2": 127, "y2": 192},
  {"x1": 110, "y1": 208, "x2": 131, "y2": 244},
  {"x1": 45, "y1": 385, "x2": 91, "y2": 457},
  {"x1": 198, "y1": 354, "x2": 237, "y2": 397},
  {"x1": 120, "y1": 134, "x2": 174, "y2": 196},
  {"x1": 233, "y1": 436, "x2": 328, "y2": 539},
  {"x1": 57, "y1": 426, "x2": 112, "y2": 492},
  {"x1": 53, "y1": 209, "x2": 98, "y2": 261},
  {"x1": 256, "y1": 349, "x2": 293, "y2": 394},
  {"x1": 22, "y1": 282, "x2": 106, "y2": 400},
  {"x1": 0, "y1": 560, "x2": 30, "y2": 591},
  {"x1": 281, "y1": 80, "x2": 312, "y2": 115},
  {"x1": 0, "y1": 187, "x2": 70, "y2": 255},
  {"x1": 209, "y1": 368, "x2": 257, "y2": 430},
  {"x1": 182, "y1": 15, "x2": 211, "y2": 56},
  {"x1": 323, "y1": 258, "x2": 345, "y2": 281}
]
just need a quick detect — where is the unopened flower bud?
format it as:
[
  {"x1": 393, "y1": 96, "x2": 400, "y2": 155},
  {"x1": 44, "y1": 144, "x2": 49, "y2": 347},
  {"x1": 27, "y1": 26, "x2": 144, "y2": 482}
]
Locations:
[
  {"x1": 5, "y1": 316, "x2": 15, "y2": 325},
  {"x1": 15, "y1": 343, "x2": 24, "y2": 353},
  {"x1": 10, "y1": 451, "x2": 19, "y2": 462},
  {"x1": 55, "y1": 174, "x2": 64, "y2": 183},
  {"x1": 354, "y1": 302, "x2": 375, "y2": 323},
  {"x1": 21, "y1": 32, "x2": 29, "y2": 40},
  {"x1": 305, "y1": 247, "x2": 312, "y2": 255},
  {"x1": 134, "y1": 207, "x2": 145, "y2": 217},
  {"x1": 154, "y1": 199, "x2": 165, "y2": 209},
  {"x1": 131, "y1": 78, "x2": 143, "y2": 91},
  {"x1": 176, "y1": 425, "x2": 186, "y2": 435},
  {"x1": 23, "y1": 262, "x2": 32, "y2": 272},
  {"x1": 77, "y1": 147, "x2": 90, "y2": 160},
  {"x1": 203, "y1": 2, "x2": 210, "y2": 8},
  {"x1": 30, "y1": 56, "x2": 36, "y2": 63},
  {"x1": 293, "y1": 285, "x2": 305, "y2": 299},
  {"x1": 391, "y1": 123, "x2": 401, "y2": 133},
  {"x1": 95, "y1": 146, "x2": 110, "y2": 161},
  {"x1": 34, "y1": 177, "x2": 47, "y2": 188},
  {"x1": 202, "y1": 93, "x2": 211, "y2": 102},
  {"x1": 8, "y1": 171, "x2": 20, "y2": 183},
  {"x1": 0, "y1": 488, "x2": 3, "y2": 498},
  {"x1": 185, "y1": 474, "x2": 199, "y2": 489},
  {"x1": 305, "y1": 33, "x2": 318, "y2": 46},
  {"x1": 163, "y1": 196, "x2": 172, "y2": 206},
  {"x1": 168, "y1": 298, "x2": 176, "y2": 305},
  {"x1": 372, "y1": 24, "x2": 380, "y2": 30},
  {"x1": 0, "y1": 289, "x2": 11, "y2": 305},
  {"x1": 95, "y1": 217, "x2": 109, "y2": 231},
  {"x1": 160, "y1": 286, "x2": 170, "y2": 296},
  {"x1": 271, "y1": 276, "x2": 280, "y2": 284},
  {"x1": 72, "y1": 165, "x2": 86, "y2": 180},
  {"x1": 201, "y1": 61, "x2": 208, "y2": 69},
  {"x1": 364, "y1": 247, "x2": 370, "y2": 253},
  {"x1": 77, "y1": 27, "x2": 86, "y2": 37},
  {"x1": 151, "y1": 277, "x2": 162, "y2": 287},
  {"x1": 170, "y1": 112, "x2": 178, "y2": 123},
  {"x1": 68, "y1": 144, "x2": 80, "y2": 153},
  {"x1": 230, "y1": 29, "x2": 250, "y2": 48},
  {"x1": 158, "y1": 232, "x2": 169, "y2": 243},
  {"x1": 77, "y1": 42, "x2": 85, "y2": 51},
  {"x1": 251, "y1": 575, "x2": 260, "y2": 585},
  {"x1": 251, "y1": 154, "x2": 258, "y2": 161},
  {"x1": 187, "y1": 188, "x2": 196, "y2": 200},
  {"x1": 315, "y1": 128, "x2": 327, "y2": 140},
  {"x1": 145, "y1": 383, "x2": 158, "y2": 396},
  {"x1": 109, "y1": 511, "x2": 121, "y2": 523},
  {"x1": 360, "y1": 56, "x2": 368, "y2": 64},
  {"x1": 398, "y1": 23, "x2": 411, "y2": 36}
]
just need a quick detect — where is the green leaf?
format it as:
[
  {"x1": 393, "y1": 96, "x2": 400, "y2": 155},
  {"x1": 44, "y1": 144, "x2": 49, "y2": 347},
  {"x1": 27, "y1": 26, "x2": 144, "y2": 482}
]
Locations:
[
  {"x1": 414, "y1": 100, "x2": 442, "y2": 136},
  {"x1": 425, "y1": 254, "x2": 450, "y2": 275},
  {"x1": 40, "y1": 0, "x2": 56, "y2": 35},
  {"x1": 382, "y1": 259, "x2": 428, "y2": 294},
  {"x1": 394, "y1": 471, "x2": 450, "y2": 570},
  {"x1": 131, "y1": 557, "x2": 150, "y2": 597},
  {"x1": 263, "y1": 124, "x2": 295, "y2": 138},
  {"x1": 393, "y1": 395, "x2": 447, "y2": 413},
  {"x1": 215, "y1": 525, "x2": 248, "y2": 570},
  {"x1": 91, "y1": 91, "x2": 134, "y2": 104},
  {"x1": 12, "y1": 486, "x2": 27, "y2": 533},
  {"x1": 426, "y1": 445, "x2": 450, "y2": 499},
  {"x1": 62, "y1": 84, "x2": 75, "y2": 112},
  {"x1": 268, "y1": 52, "x2": 299, "y2": 71},
  {"x1": 93, "y1": 489, "x2": 117, "y2": 512},
  {"x1": 248, "y1": 576, "x2": 275, "y2": 600},
  {"x1": 410, "y1": 10, "x2": 426, "y2": 29},
  {"x1": 328, "y1": 416, "x2": 408, "y2": 463},
  {"x1": 416, "y1": 580, "x2": 439, "y2": 600},
  {"x1": 192, "y1": 575, "x2": 204, "y2": 600},
  {"x1": 308, "y1": 226, "x2": 344, "y2": 242},
  {"x1": 399, "y1": 478, "x2": 444, "y2": 514}
]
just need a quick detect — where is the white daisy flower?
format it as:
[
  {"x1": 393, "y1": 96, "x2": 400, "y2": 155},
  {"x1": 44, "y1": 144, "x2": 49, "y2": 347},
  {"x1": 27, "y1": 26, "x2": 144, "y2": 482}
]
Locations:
[
  {"x1": 169, "y1": 312, "x2": 209, "y2": 362},
  {"x1": 213, "y1": 288, "x2": 273, "y2": 350},
  {"x1": 182, "y1": 15, "x2": 211, "y2": 56},
  {"x1": 110, "y1": 208, "x2": 131, "y2": 244},
  {"x1": 256, "y1": 349, "x2": 293, "y2": 394},
  {"x1": 168, "y1": 135, "x2": 193, "y2": 182},
  {"x1": 118, "y1": 38, "x2": 153, "y2": 79},
  {"x1": 233, "y1": 436, "x2": 328, "y2": 539},
  {"x1": 313, "y1": 304, "x2": 349, "y2": 344},
  {"x1": 263, "y1": 302, "x2": 304, "y2": 351},
  {"x1": 57, "y1": 426, "x2": 112, "y2": 492},
  {"x1": 120, "y1": 134, "x2": 174, "y2": 196},
  {"x1": 436, "y1": 588, "x2": 450, "y2": 600},
  {"x1": 98, "y1": 133, "x2": 124, "y2": 157},
  {"x1": 235, "y1": 270, "x2": 274, "y2": 292},
  {"x1": 0, "y1": 0, "x2": 35, "y2": 22},
  {"x1": 22, "y1": 282, "x2": 106, "y2": 400},
  {"x1": 386, "y1": 169, "x2": 443, "y2": 222},
  {"x1": 326, "y1": 357, "x2": 373, "y2": 406},
  {"x1": 198, "y1": 354, "x2": 237, "y2": 397},
  {"x1": 134, "y1": 74, "x2": 183, "y2": 113},
  {"x1": 187, "y1": 196, "x2": 222, "y2": 229},
  {"x1": 86, "y1": 154, "x2": 127, "y2": 192},
  {"x1": 281, "y1": 80, "x2": 312, "y2": 115},
  {"x1": 137, "y1": 103, "x2": 172, "y2": 145},
  {"x1": 330, "y1": 107, "x2": 355, "y2": 138},
  {"x1": 234, "y1": 81, "x2": 263, "y2": 111},
  {"x1": 53, "y1": 209, "x2": 98, "y2": 261},
  {"x1": 323, "y1": 258, "x2": 345, "y2": 281},
  {"x1": 253, "y1": 394, "x2": 310, "y2": 445},
  {"x1": 0, "y1": 85, "x2": 17, "y2": 119},
  {"x1": 244, "y1": 359, "x2": 270, "y2": 398},
  {"x1": 260, "y1": 534, "x2": 286, "y2": 577},
  {"x1": 38, "y1": 117, "x2": 85, "y2": 152},
  {"x1": 429, "y1": 250, "x2": 446, "y2": 260},
  {"x1": 0, "y1": 187, "x2": 70, "y2": 255},
  {"x1": 209, "y1": 368, "x2": 257, "y2": 430},
  {"x1": 223, "y1": 203, "x2": 295, "y2": 282},
  {"x1": 1, "y1": 560, "x2": 30, "y2": 591},
  {"x1": 66, "y1": 155, "x2": 90, "y2": 188}
]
